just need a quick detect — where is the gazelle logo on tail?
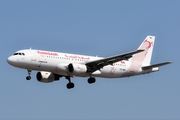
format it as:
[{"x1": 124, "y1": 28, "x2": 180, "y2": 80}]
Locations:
[{"x1": 144, "y1": 39, "x2": 153, "y2": 49}]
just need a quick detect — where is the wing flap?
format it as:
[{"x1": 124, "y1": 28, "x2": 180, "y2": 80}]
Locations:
[{"x1": 142, "y1": 62, "x2": 172, "y2": 70}]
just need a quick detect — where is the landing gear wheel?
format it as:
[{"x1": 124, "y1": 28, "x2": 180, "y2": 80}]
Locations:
[
  {"x1": 88, "y1": 77, "x2": 96, "y2": 84},
  {"x1": 26, "y1": 76, "x2": 31, "y2": 80},
  {"x1": 65, "y1": 76, "x2": 75, "y2": 89},
  {"x1": 66, "y1": 82, "x2": 75, "y2": 89}
]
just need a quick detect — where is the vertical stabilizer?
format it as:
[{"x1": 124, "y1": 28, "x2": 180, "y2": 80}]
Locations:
[{"x1": 133, "y1": 36, "x2": 155, "y2": 66}]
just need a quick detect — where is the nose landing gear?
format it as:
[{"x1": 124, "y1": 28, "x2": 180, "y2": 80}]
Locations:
[{"x1": 26, "y1": 69, "x2": 32, "y2": 80}]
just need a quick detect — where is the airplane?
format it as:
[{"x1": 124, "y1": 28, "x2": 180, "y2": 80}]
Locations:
[{"x1": 7, "y1": 36, "x2": 171, "y2": 89}]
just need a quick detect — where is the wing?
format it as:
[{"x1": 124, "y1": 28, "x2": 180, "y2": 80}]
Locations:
[
  {"x1": 86, "y1": 49, "x2": 144, "y2": 72},
  {"x1": 142, "y1": 62, "x2": 172, "y2": 70}
]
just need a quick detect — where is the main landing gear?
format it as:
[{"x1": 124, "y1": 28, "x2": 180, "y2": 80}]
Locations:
[
  {"x1": 65, "y1": 76, "x2": 75, "y2": 89},
  {"x1": 87, "y1": 73, "x2": 96, "y2": 84},
  {"x1": 88, "y1": 77, "x2": 96, "y2": 84},
  {"x1": 26, "y1": 69, "x2": 32, "y2": 80},
  {"x1": 65, "y1": 76, "x2": 96, "y2": 89}
]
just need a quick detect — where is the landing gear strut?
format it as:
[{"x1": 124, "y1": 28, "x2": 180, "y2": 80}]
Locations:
[
  {"x1": 65, "y1": 76, "x2": 74, "y2": 89},
  {"x1": 26, "y1": 69, "x2": 32, "y2": 80}
]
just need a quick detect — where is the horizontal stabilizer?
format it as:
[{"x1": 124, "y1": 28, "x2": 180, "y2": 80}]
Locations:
[{"x1": 142, "y1": 62, "x2": 172, "y2": 70}]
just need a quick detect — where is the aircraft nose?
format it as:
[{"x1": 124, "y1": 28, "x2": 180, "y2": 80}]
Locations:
[{"x1": 7, "y1": 56, "x2": 15, "y2": 65}]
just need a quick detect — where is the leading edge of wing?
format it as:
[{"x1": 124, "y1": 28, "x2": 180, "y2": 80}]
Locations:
[{"x1": 86, "y1": 49, "x2": 144, "y2": 72}]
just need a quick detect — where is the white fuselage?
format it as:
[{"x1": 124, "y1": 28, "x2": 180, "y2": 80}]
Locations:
[{"x1": 7, "y1": 49, "x2": 152, "y2": 78}]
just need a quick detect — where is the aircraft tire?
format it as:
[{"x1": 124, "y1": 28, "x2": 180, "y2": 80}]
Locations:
[
  {"x1": 88, "y1": 77, "x2": 96, "y2": 84},
  {"x1": 66, "y1": 82, "x2": 75, "y2": 89},
  {"x1": 26, "y1": 76, "x2": 31, "y2": 80}
]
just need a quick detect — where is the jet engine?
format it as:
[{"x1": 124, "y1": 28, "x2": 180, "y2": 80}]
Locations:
[
  {"x1": 68, "y1": 63, "x2": 87, "y2": 74},
  {"x1": 36, "y1": 71, "x2": 59, "y2": 83}
]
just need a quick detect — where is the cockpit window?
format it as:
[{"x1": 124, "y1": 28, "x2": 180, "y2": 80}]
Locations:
[{"x1": 13, "y1": 52, "x2": 25, "y2": 56}]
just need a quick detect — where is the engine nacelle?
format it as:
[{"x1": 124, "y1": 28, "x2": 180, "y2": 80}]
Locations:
[
  {"x1": 36, "y1": 71, "x2": 56, "y2": 83},
  {"x1": 68, "y1": 63, "x2": 87, "y2": 75}
]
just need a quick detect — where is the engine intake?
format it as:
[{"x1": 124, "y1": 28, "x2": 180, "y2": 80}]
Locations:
[{"x1": 36, "y1": 71, "x2": 58, "y2": 83}]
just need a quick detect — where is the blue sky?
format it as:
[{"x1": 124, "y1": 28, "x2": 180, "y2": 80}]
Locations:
[{"x1": 0, "y1": 0, "x2": 179, "y2": 119}]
